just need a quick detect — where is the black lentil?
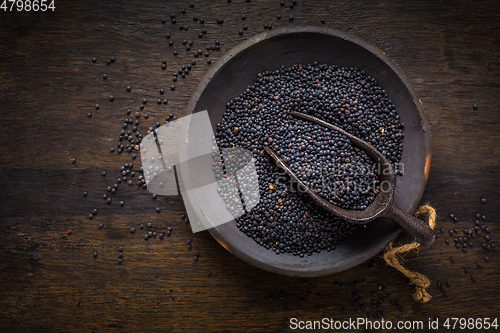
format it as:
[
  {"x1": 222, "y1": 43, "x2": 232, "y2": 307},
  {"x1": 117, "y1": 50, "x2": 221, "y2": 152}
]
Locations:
[{"x1": 215, "y1": 63, "x2": 402, "y2": 255}]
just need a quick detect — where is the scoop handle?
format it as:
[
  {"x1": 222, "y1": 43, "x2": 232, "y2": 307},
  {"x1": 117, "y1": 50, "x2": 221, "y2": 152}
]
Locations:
[{"x1": 385, "y1": 203, "x2": 435, "y2": 247}]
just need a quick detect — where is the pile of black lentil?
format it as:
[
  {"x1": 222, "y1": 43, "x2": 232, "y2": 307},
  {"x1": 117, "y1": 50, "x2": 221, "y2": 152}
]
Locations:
[
  {"x1": 214, "y1": 62, "x2": 404, "y2": 256},
  {"x1": 271, "y1": 119, "x2": 380, "y2": 210}
]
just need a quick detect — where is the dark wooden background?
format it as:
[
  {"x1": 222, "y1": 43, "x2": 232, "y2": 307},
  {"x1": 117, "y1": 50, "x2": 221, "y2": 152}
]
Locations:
[{"x1": 1, "y1": 0, "x2": 499, "y2": 332}]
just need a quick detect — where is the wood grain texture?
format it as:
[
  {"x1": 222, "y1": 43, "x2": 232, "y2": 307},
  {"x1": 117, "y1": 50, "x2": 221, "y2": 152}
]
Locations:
[{"x1": 0, "y1": 0, "x2": 499, "y2": 332}]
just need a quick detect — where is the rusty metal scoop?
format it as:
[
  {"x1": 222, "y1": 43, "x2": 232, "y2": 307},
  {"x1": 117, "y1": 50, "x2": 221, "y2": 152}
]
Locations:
[{"x1": 263, "y1": 112, "x2": 435, "y2": 247}]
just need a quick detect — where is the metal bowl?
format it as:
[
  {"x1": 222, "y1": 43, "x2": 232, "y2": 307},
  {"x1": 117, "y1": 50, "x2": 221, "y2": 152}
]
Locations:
[{"x1": 183, "y1": 26, "x2": 431, "y2": 277}]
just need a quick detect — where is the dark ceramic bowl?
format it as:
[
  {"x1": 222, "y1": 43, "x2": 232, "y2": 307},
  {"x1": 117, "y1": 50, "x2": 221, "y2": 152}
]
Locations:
[{"x1": 181, "y1": 27, "x2": 431, "y2": 277}]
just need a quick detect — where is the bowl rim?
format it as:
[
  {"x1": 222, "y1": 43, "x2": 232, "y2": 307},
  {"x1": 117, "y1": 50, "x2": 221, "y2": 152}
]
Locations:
[{"x1": 183, "y1": 26, "x2": 431, "y2": 277}]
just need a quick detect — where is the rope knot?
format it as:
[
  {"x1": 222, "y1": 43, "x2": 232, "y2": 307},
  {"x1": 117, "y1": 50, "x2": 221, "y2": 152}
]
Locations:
[
  {"x1": 383, "y1": 204, "x2": 436, "y2": 303},
  {"x1": 411, "y1": 275, "x2": 430, "y2": 289}
]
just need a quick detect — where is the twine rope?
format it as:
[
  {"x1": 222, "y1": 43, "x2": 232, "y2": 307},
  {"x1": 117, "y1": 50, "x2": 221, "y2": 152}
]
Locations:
[{"x1": 382, "y1": 205, "x2": 436, "y2": 303}]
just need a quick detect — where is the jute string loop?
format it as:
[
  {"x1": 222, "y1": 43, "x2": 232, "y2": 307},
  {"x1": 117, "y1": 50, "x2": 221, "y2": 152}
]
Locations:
[{"x1": 382, "y1": 205, "x2": 436, "y2": 303}]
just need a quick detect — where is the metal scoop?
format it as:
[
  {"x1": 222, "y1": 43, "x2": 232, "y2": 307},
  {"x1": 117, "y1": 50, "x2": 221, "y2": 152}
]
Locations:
[{"x1": 263, "y1": 112, "x2": 435, "y2": 247}]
